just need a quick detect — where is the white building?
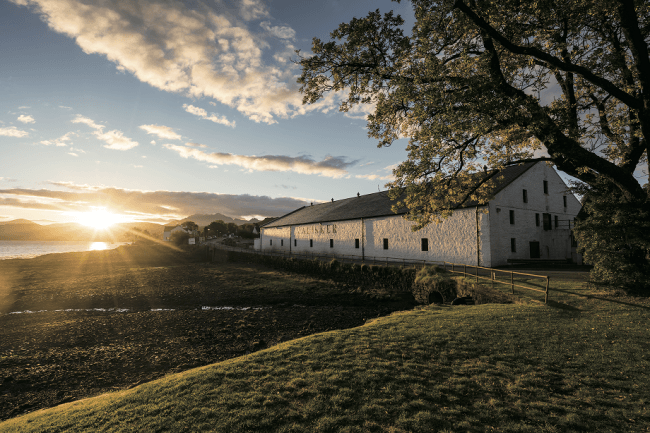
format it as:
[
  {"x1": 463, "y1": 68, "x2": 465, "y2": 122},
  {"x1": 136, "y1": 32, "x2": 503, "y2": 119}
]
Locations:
[
  {"x1": 259, "y1": 162, "x2": 582, "y2": 267},
  {"x1": 162, "y1": 225, "x2": 188, "y2": 242}
]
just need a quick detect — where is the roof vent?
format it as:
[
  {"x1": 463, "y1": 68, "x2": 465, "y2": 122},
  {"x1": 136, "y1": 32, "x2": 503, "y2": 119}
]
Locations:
[
  {"x1": 357, "y1": 192, "x2": 360, "y2": 197},
  {"x1": 331, "y1": 198, "x2": 334, "y2": 202}
]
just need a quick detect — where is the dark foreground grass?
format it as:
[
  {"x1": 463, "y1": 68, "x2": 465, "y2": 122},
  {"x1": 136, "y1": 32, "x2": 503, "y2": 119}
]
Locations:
[{"x1": 1, "y1": 277, "x2": 649, "y2": 432}]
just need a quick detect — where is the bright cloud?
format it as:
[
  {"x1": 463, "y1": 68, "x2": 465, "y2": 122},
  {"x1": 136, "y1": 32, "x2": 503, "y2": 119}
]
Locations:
[
  {"x1": 11, "y1": 0, "x2": 334, "y2": 125},
  {"x1": 40, "y1": 132, "x2": 75, "y2": 147},
  {"x1": 185, "y1": 142, "x2": 208, "y2": 148},
  {"x1": 0, "y1": 126, "x2": 29, "y2": 137},
  {"x1": 0, "y1": 184, "x2": 309, "y2": 220},
  {"x1": 139, "y1": 124, "x2": 182, "y2": 140},
  {"x1": 72, "y1": 114, "x2": 138, "y2": 150},
  {"x1": 183, "y1": 104, "x2": 235, "y2": 128},
  {"x1": 17, "y1": 114, "x2": 35, "y2": 124},
  {"x1": 260, "y1": 21, "x2": 296, "y2": 39},
  {"x1": 164, "y1": 143, "x2": 355, "y2": 178}
]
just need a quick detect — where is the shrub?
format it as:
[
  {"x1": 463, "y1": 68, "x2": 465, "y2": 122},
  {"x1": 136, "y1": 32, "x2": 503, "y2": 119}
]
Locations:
[
  {"x1": 412, "y1": 266, "x2": 457, "y2": 304},
  {"x1": 169, "y1": 231, "x2": 190, "y2": 246}
]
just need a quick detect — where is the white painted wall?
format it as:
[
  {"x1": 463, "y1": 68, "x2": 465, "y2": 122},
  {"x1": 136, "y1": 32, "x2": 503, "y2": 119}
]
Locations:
[
  {"x1": 261, "y1": 207, "x2": 491, "y2": 266},
  {"x1": 487, "y1": 163, "x2": 581, "y2": 266},
  {"x1": 163, "y1": 226, "x2": 187, "y2": 241}
]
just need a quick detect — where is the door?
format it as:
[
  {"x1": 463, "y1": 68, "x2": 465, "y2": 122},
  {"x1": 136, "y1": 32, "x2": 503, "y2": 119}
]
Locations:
[{"x1": 529, "y1": 241, "x2": 540, "y2": 259}]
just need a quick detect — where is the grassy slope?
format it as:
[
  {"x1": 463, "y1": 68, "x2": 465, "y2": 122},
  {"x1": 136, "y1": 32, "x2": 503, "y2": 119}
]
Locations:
[{"x1": 1, "y1": 279, "x2": 649, "y2": 432}]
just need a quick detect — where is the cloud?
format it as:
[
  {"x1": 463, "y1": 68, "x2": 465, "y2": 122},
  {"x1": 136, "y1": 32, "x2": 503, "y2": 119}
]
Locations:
[
  {"x1": 11, "y1": 0, "x2": 334, "y2": 125},
  {"x1": 72, "y1": 114, "x2": 138, "y2": 150},
  {"x1": 40, "y1": 131, "x2": 75, "y2": 147},
  {"x1": 239, "y1": 0, "x2": 269, "y2": 21},
  {"x1": 68, "y1": 152, "x2": 79, "y2": 157},
  {"x1": 59, "y1": 105, "x2": 73, "y2": 110},
  {"x1": 0, "y1": 184, "x2": 310, "y2": 220},
  {"x1": 260, "y1": 21, "x2": 295, "y2": 40},
  {"x1": 183, "y1": 104, "x2": 235, "y2": 128},
  {"x1": 139, "y1": 124, "x2": 182, "y2": 140},
  {"x1": 163, "y1": 143, "x2": 355, "y2": 178},
  {"x1": 17, "y1": 114, "x2": 35, "y2": 124},
  {"x1": 185, "y1": 142, "x2": 208, "y2": 148},
  {"x1": 0, "y1": 126, "x2": 29, "y2": 137},
  {"x1": 355, "y1": 163, "x2": 397, "y2": 181}
]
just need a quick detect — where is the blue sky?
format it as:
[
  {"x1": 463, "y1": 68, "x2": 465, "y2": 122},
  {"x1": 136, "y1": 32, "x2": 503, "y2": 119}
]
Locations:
[{"x1": 0, "y1": 0, "x2": 415, "y2": 225}]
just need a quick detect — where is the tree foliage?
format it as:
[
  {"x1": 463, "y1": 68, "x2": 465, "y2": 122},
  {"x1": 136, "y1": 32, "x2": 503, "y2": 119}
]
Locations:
[
  {"x1": 169, "y1": 230, "x2": 190, "y2": 246},
  {"x1": 299, "y1": 0, "x2": 650, "y2": 289},
  {"x1": 182, "y1": 221, "x2": 198, "y2": 232},
  {"x1": 206, "y1": 220, "x2": 227, "y2": 237}
]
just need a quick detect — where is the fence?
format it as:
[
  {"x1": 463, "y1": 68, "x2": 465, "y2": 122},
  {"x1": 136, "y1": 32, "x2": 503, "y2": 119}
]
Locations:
[{"x1": 206, "y1": 242, "x2": 551, "y2": 303}]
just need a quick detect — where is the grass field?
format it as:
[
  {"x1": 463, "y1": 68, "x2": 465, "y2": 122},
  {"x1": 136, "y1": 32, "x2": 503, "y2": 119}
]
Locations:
[{"x1": 1, "y1": 269, "x2": 648, "y2": 432}]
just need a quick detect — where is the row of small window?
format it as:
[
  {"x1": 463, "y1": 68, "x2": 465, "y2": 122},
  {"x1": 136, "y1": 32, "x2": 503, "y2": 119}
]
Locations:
[
  {"x1": 271, "y1": 238, "x2": 432, "y2": 251},
  {"x1": 522, "y1": 183, "x2": 568, "y2": 208},
  {"x1": 508, "y1": 210, "x2": 560, "y2": 229}
]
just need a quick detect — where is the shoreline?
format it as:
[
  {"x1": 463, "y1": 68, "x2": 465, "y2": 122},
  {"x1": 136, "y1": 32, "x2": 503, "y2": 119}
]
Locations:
[{"x1": 0, "y1": 245, "x2": 413, "y2": 421}]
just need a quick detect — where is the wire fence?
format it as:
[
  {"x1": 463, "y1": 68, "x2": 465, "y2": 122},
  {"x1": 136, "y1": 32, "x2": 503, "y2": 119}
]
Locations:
[{"x1": 206, "y1": 242, "x2": 551, "y2": 303}]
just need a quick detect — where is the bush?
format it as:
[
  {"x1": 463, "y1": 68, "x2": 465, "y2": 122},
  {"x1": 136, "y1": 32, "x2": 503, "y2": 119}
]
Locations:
[
  {"x1": 412, "y1": 266, "x2": 457, "y2": 304},
  {"x1": 169, "y1": 231, "x2": 190, "y2": 246}
]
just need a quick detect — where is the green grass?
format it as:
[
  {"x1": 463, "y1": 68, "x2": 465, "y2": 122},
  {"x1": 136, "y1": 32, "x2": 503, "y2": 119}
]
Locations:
[{"x1": 1, "y1": 277, "x2": 649, "y2": 432}]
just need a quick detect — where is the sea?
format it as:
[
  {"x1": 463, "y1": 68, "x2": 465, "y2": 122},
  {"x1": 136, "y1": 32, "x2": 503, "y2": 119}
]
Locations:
[{"x1": 0, "y1": 240, "x2": 129, "y2": 260}]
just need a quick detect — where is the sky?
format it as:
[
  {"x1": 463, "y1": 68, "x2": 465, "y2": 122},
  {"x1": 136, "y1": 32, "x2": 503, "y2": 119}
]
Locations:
[{"x1": 0, "y1": 0, "x2": 416, "y2": 225}]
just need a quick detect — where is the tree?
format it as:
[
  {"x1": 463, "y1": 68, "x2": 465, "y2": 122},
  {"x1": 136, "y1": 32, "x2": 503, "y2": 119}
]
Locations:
[
  {"x1": 299, "y1": 0, "x2": 650, "y2": 289},
  {"x1": 182, "y1": 221, "x2": 198, "y2": 232},
  {"x1": 169, "y1": 230, "x2": 190, "y2": 246},
  {"x1": 206, "y1": 220, "x2": 228, "y2": 237}
]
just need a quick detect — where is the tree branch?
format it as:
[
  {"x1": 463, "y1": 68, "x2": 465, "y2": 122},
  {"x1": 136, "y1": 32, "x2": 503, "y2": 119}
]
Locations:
[{"x1": 453, "y1": 0, "x2": 642, "y2": 110}]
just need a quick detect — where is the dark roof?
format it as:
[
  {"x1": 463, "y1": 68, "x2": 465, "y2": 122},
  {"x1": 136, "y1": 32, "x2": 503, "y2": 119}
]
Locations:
[{"x1": 263, "y1": 162, "x2": 536, "y2": 228}]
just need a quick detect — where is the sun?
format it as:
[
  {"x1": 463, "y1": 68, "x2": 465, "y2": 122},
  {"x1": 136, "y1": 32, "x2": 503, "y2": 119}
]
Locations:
[{"x1": 74, "y1": 208, "x2": 122, "y2": 230}]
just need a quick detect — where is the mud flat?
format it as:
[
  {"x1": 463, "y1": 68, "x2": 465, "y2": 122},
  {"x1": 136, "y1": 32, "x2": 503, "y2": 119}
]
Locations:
[{"x1": 0, "y1": 244, "x2": 414, "y2": 421}]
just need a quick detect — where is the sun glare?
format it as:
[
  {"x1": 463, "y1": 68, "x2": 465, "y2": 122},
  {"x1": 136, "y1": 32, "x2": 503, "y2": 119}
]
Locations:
[{"x1": 75, "y1": 208, "x2": 122, "y2": 230}]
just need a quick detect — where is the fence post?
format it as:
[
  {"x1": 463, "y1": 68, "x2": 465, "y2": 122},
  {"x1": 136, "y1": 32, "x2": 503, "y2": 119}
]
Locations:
[
  {"x1": 464, "y1": 264, "x2": 466, "y2": 277},
  {"x1": 511, "y1": 271, "x2": 514, "y2": 294},
  {"x1": 491, "y1": 271, "x2": 494, "y2": 290},
  {"x1": 476, "y1": 265, "x2": 479, "y2": 283},
  {"x1": 451, "y1": 262, "x2": 454, "y2": 273},
  {"x1": 545, "y1": 276, "x2": 550, "y2": 304}
]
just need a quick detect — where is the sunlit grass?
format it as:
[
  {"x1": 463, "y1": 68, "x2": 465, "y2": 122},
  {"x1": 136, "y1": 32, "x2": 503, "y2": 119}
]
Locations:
[{"x1": 1, "y1": 274, "x2": 649, "y2": 432}]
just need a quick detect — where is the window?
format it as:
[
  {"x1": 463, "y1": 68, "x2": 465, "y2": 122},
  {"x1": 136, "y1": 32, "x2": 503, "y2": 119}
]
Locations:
[
  {"x1": 543, "y1": 213, "x2": 552, "y2": 230},
  {"x1": 523, "y1": 189, "x2": 528, "y2": 203},
  {"x1": 509, "y1": 210, "x2": 515, "y2": 225},
  {"x1": 383, "y1": 238, "x2": 389, "y2": 250},
  {"x1": 281, "y1": 239, "x2": 283, "y2": 246},
  {"x1": 563, "y1": 195, "x2": 567, "y2": 208},
  {"x1": 543, "y1": 180, "x2": 548, "y2": 194},
  {"x1": 555, "y1": 215, "x2": 559, "y2": 228},
  {"x1": 535, "y1": 213, "x2": 540, "y2": 227},
  {"x1": 294, "y1": 239, "x2": 297, "y2": 247},
  {"x1": 511, "y1": 238, "x2": 516, "y2": 253},
  {"x1": 330, "y1": 239, "x2": 334, "y2": 248},
  {"x1": 355, "y1": 239, "x2": 360, "y2": 249},
  {"x1": 529, "y1": 241, "x2": 540, "y2": 258},
  {"x1": 310, "y1": 239, "x2": 313, "y2": 248},
  {"x1": 270, "y1": 239, "x2": 272, "y2": 246},
  {"x1": 421, "y1": 238, "x2": 429, "y2": 252}
]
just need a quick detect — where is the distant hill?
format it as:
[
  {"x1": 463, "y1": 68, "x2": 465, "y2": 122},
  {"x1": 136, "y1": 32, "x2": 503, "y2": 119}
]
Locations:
[
  {"x1": 166, "y1": 213, "x2": 261, "y2": 228},
  {"x1": 0, "y1": 219, "x2": 40, "y2": 226},
  {"x1": 0, "y1": 220, "x2": 166, "y2": 241}
]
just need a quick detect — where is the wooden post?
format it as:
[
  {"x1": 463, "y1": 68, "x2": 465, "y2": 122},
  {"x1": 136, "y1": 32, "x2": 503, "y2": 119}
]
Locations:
[
  {"x1": 464, "y1": 264, "x2": 466, "y2": 277},
  {"x1": 511, "y1": 271, "x2": 514, "y2": 294},
  {"x1": 491, "y1": 271, "x2": 494, "y2": 290},
  {"x1": 451, "y1": 262, "x2": 454, "y2": 273},
  {"x1": 545, "y1": 276, "x2": 550, "y2": 304},
  {"x1": 476, "y1": 265, "x2": 479, "y2": 283}
]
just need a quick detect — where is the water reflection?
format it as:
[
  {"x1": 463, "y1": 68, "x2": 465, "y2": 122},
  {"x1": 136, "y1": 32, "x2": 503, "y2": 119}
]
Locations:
[{"x1": 89, "y1": 242, "x2": 109, "y2": 251}]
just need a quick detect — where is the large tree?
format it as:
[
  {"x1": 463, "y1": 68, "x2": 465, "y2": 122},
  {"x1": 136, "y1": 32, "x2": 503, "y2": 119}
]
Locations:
[{"x1": 298, "y1": 0, "x2": 650, "y2": 289}]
